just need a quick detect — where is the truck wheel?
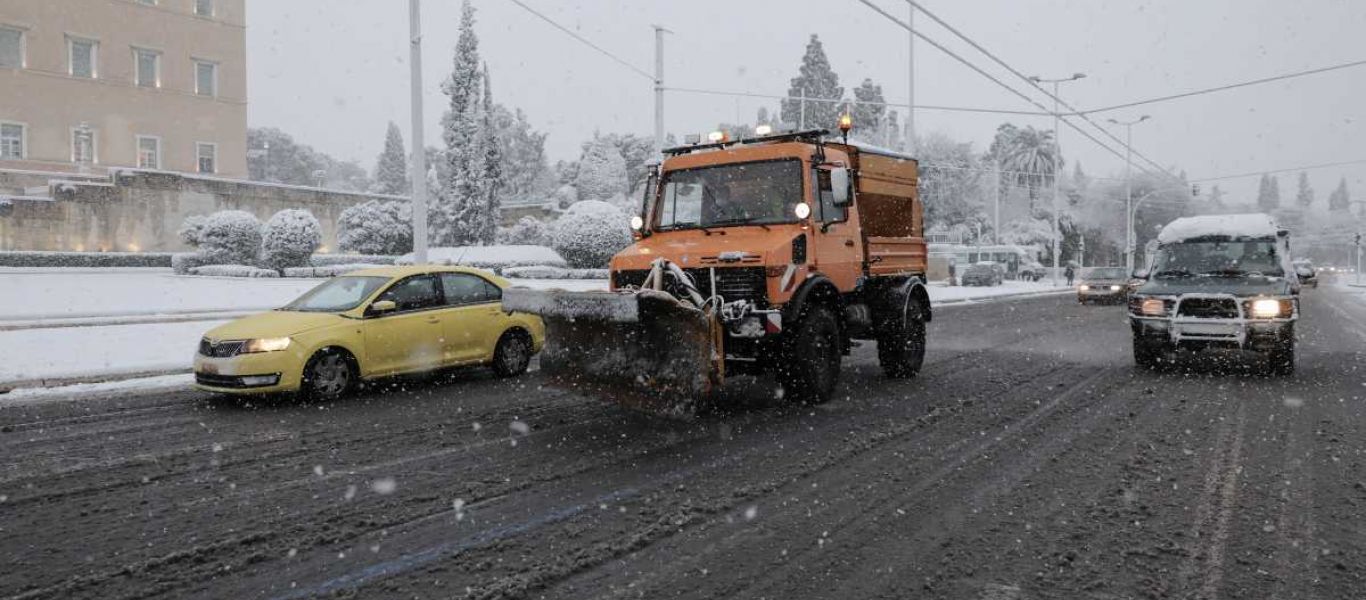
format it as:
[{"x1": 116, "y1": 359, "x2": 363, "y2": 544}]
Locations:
[
  {"x1": 1268, "y1": 326, "x2": 1295, "y2": 376},
  {"x1": 879, "y1": 298, "x2": 927, "y2": 379},
  {"x1": 1133, "y1": 336, "x2": 1163, "y2": 371},
  {"x1": 777, "y1": 305, "x2": 841, "y2": 403}
]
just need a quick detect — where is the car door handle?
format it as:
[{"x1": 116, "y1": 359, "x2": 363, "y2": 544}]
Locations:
[{"x1": 426, "y1": 317, "x2": 440, "y2": 324}]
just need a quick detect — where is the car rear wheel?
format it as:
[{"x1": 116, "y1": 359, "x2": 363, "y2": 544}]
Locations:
[
  {"x1": 301, "y1": 348, "x2": 355, "y2": 400},
  {"x1": 492, "y1": 331, "x2": 533, "y2": 378}
]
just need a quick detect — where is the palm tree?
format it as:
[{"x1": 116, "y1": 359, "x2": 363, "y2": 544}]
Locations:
[{"x1": 988, "y1": 124, "x2": 1061, "y2": 214}]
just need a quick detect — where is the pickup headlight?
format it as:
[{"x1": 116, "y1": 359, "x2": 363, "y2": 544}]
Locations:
[
  {"x1": 1140, "y1": 298, "x2": 1167, "y2": 316},
  {"x1": 1078, "y1": 284, "x2": 1090, "y2": 291},
  {"x1": 1248, "y1": 298, "x2": 1290, "y2": 319},
  {"x1": 1110, "y1": 285, "x2": 1122, "y2": 292},
  {"x1": 241, "y1": 337, "x2": 292, "y2": 353}
]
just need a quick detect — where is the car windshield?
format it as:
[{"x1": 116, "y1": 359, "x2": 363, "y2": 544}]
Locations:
[
  {"x1": 1085, "y1": 267, "x2": 1128, "y2": 279},
  {"x1": 1152, "y1": 240, "x2": 1284, "y2": 277},
  {"x1": 655, "y1": 160, "x2": 802, "y2": 229},
  {"x1": 281, "y1": 276, "x2": 388, "y2": 312}
]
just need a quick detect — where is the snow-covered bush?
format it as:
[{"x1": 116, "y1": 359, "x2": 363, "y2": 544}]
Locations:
[
  {"x1": 198, "y1": 210, "x2": 264, "y2": 265},
  {"x1": 502, "y1": 265, "x2": 609, "y2": 280},
  {"x1": 551, "y1": 200, "x2": 632, "y2": 268},
  {"x1": 189, "y1": 264, "x2": 280, "y2": 278},
  {"x1": 172, "y1": 252, "x2": 212, "y2": 274},
  {"x1": 283, "y1": 264, "x2": 386, "y2": 278},
  {"x1": 575, "y1": 139, "x2": 628, "y2": 202},
  {"x1": 396, "y1": 245, "x2": 566, "y2": 269},
  {"x1": 553, "y1": 184, "x2": 578, "y2": 210},
  {"x1": 260, "y1": 209, "x2": 322, "y2": 270},
  {"x1": 337, "y1": 200, "x2": 412, "y2": 255},
  {"x1": 178, "y1": 214, "x2": 208, "y2": 247},
  {"x1": 309, "y1": 253, "x2": 398, "y2": 266},
  {"x1": 0, "y1": 251, "x2": 173, "y2": 268},
  {"x1": 496, "y1": 216, "x2": 551, "y2": 246}
]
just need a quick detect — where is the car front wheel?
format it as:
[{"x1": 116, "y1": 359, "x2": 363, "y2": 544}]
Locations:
[{"x1": 301, "y1": 348, "x2": 355, "y2": 400}]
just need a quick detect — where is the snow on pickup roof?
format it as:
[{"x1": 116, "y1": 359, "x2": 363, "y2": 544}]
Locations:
[{"x1": 1156, "y1": 213, "x2": 1281, "y2": 244}]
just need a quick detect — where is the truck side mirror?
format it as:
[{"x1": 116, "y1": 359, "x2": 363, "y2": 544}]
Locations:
[{"x1": 830, "y1": 168, "x2": 852, "y2": 207}]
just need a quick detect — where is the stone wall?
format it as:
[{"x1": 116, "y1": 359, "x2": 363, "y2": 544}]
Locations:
[{"x1": 0, "y1": 169, "x2": 406, "y2": 253}]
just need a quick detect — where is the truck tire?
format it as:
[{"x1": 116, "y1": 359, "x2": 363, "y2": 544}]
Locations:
[
  {"x1": 777, "y1": 305, "x2": 841, "y2": 403},
  {"x1": 1133, "y1": 335, "x2": 1163, "y2": 371},
  {"x1": 879, "y1": 297, "x2": 927, "y2": 379},
  {"x1": 1268, "y1": 325, "x2": 1295, "y2": 376}
]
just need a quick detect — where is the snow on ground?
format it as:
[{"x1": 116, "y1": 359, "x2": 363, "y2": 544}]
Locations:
[
  {"x1": 929, "y1": 279, "x2": 1071, "y2": 304},
  {"x1": 0, "y1": 320, "x2": 225, "y2": 384},
  {"x1": 0, "y1": 374, "x2": 193, "y2": 405},
  {"x1": 2, "y1": 268, "x2": 318, "y2": 320}
]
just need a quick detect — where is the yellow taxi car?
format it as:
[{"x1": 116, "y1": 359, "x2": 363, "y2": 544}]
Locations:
[{"x1": 194, "y1": 266, "x2": 545, "y2": 399}]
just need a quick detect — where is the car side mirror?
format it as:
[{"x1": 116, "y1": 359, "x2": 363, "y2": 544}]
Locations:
[
  {"x1": 369, "y1": 299, "x2": 397, "y2": 316},
  {"x1": 830, "y1": 168, "x2": 852, "y2": 207}
]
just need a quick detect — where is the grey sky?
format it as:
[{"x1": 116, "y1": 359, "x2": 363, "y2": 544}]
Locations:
[{"x1": 247, "y1": 0, "x2": 1365, "y2": 204}]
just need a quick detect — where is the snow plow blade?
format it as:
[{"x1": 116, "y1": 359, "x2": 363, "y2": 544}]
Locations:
[{"x1": 502, "y1": 288, "x2": 722, "y2": 418}]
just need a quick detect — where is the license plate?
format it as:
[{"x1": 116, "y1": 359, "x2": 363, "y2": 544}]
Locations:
[{"x1": 1179, "y1": 323, "x2": 1237, "y2": 336}]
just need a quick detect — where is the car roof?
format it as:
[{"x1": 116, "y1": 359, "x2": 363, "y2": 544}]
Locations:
[{"x1": 344, "y1": 265, "x2": 499, "y2": 279}]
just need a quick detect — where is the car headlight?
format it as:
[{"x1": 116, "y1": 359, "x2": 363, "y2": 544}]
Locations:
[
  {"x1": 1078, "y1": 284, "x2": 1090, "y2": 291},
  {"x1": 1110, "y1": 285, "x2": 1122, "y2": 291},
  {"x1": 1141, "y1": 298, "x2": 1167, "y2": 316},
  {"x1": 241, "y1": 337, "x2": 292, "y2": 353},
  {"x1": 1250, "y1": 299, "x2": 1283, "y2": 318}
]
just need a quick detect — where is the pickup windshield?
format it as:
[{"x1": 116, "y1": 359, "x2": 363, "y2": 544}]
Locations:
[
  {"x1": 655, "y1": 160, "x2": 802, "y2": 230},
  {"x1": 1151, "y1": 240, "x2": 1284, "y2": 278},
  {"x1": 1085, "y1": 267, "x2": 1128, "y2": 280}
]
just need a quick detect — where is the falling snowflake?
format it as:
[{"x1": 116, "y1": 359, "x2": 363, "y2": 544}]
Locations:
[
  {"x1": 743, "y1": 505, "x2": 759, "y2": 521},
  {"x1": 510, "y1": 420, "x2": 530, "y2": 435},
  {"x1": 1283, "y1": 396, "x2": 1305, "y2": 408},
  {"x1": 371, "y1": 478, "x2": 397, "y2": 495},
  {"x1": 344, "y1": 485, "x2": 357, "y2": 501},
  {"x1": 313, "y1": 465, "x2": 325, "y2": 476}
]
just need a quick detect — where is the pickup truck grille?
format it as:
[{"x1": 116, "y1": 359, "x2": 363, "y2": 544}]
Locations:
[
  {"x1": 1176, "y1": 298, "x2": 1239, "y2": 319},
  {"x1": 613, "y1": 267, "x2": 769, "y2": 305}
]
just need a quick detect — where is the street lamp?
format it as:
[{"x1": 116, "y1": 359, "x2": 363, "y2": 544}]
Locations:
[
  {"x1": 1108, "y1": 115, "x2": 1152, "y2": 272},
  {"x1": 1028, "y1": 72, "x2": 1085, "y2": 286}
]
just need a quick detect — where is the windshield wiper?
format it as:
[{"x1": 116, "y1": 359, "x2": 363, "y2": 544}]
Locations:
[
  {"x1": 1154, "y1": 268, "x2": 1193, "y2": 278},
  {"x1": 1202, "y1": 268, "x2": 1246, "y2": 277},
  {"x1": 708, "y1": 217, "x2": 772, "y2": 230}
]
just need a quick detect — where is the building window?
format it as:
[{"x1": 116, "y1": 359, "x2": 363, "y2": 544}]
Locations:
[
  {"x1": 137, "y1": 136, "x2": 160, "y2": 169},
  {"x1": 196, "y1": 142, "x2": 217, "y2": 174},
  {"x1": 0, "y1": 27, "x2": 22, "y2": 69},
  {"x1": 195, "y1": 0, "x2": 213, "y2": 17},
  {"x1": 1, "y1": 123, "x2": 23, "y2": 159},
  {"x1": 68, "y1": 37, "x2": 97, "y2": 78},
  {"x1": 137, "y1": 0, "x2": 156, "y2": 5},
  {"x1": 72, "y1": 127, "x2": 97, "y2": 163},
  {"x1": 194, "y1": 60, "x2": 217, "y2": 97},
  {"x1": 134, "y1": 48, "x2": 159, "y2": 88}
]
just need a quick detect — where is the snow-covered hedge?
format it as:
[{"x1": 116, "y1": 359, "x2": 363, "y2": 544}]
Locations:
[
  {"x1": 260, "y1": 209, "x2": 322, "y2": 270},
  {"x1": 501, "y1": 265, "x2": 610, "y2": 280},
  {"x1": 196, "y1": 210, "x2": 264, "y2": 265},
  {"x1": 188, "y1": 264, "x2": 281, "y2": 278},
  {"x1": 396, "y1": 245, "x2": 567, "y2": 269},
  {"x1": 551, "y1": 200, "x2": 632, "y2": 268},
  {"x1": 337, "y1": 199, "x2": 412, "y2": 255},
  {"x1": 172, "y1": 252, "x2": 211, "y2": 274},
  {"x1": 0, "y1": 251, "x2": 174, "y2": 268},
  {"x1": 283, "y1": 264, "x2": 387, "y2": 278},
  {"x1": 496, "y1": 216, "x2": 552, "y2": 246},
  {"x1": 309, "y1": 253, "x2": 398, "y2": 266}
]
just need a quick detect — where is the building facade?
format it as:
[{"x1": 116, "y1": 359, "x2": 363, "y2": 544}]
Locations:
[{"x1": 0, "y1": 0, "x2": 246, "y2": 177}]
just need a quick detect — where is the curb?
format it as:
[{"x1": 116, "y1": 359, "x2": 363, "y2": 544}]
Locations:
[
  {"x1": 933, "y1": 288, "x2": 1074, "y2": 307},
  {"x1": 0, "y1": 310, "x2": 265, "y2": 332},
  {"x1": 0, "y1": 368, "x2": 191, "y2": 394}
]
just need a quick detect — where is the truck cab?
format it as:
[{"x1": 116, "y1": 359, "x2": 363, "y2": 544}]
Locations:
[{"x1": 1128, "y1": 213, "x2": 1298, "y2": 373}]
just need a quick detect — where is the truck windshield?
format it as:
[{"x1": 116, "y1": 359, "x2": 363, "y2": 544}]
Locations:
[
  {"x1": 1151, "y1": 240, "x2": 1284, "y2": 278},
  {"x1": 655, "y1": 160, "x2": 803, "y2": 229}
]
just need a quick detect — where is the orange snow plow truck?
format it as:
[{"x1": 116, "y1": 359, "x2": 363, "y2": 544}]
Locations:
[{"x1": 503, "y1": 129, "x2": 929, "y2": 417}]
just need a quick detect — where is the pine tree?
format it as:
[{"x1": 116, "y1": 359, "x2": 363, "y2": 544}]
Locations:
[
  {"x1": 575, "y1": 136, "x2": 628, "y2": 203},
  {"x1": 780, "y1": 35, "x2": 844, "y2": 131},
  {"x1": 374, "y1": 122, "x2": 409, "y2": 196},
  {"x1": 1294, "y1": 172, "x2": 1313, "y2": 208},
  {"x1": 435, "y1": 0, "x2": 486, "y2": 246},
  {"x1": 475, "y1": 65, "x2": 502, "y2": 245},
  {"x1": 1329, "y1": 177, "x2": 1351, "y2": 211},
  {"x1": 1256, "y1": 174, "x2": 1280, "y2": 212},
  {"x1": 850, "y1": 78, "x2": 885, "y2": 138}
]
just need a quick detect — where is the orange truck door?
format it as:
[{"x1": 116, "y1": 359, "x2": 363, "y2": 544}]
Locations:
[{"x1": 808, "y1": 167, "x2": 862, "y2": 291}]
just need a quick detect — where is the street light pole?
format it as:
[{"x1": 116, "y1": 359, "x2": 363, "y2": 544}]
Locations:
[
  {"x1": 905, "y1": 3, "x2": 916, "y2": 154},
  {"x1": 409, "y1": 0, "x2": 429, "y2": 264},
  {"x1": 1029, "y1": 72, "x2": 1085, "y2": 286},
  {"x1": 652, "y1": 25, "x2": 669, "y2": 152},
  {"x1": 1108, "y1": 115, "x2": 1151, "y2": 273}
]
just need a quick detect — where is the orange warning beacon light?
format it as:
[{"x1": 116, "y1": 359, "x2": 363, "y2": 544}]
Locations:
[{"x1": 838, "y1": 113, "x2": 853, "y2": 143}]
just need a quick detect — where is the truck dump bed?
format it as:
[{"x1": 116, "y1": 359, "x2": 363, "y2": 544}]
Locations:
[{"x1": 834, "y1": 144, "x2": 927, "y2": 278}]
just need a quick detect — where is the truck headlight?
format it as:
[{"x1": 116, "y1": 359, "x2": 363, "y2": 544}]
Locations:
[
  {"x1": 1250, "y1": 299, "x2": 1283, "y2": 318},
  {"x1": 1141, "y1": 298, "x2": 1167, "y2": 316},
  {"x1": 629, "y1": 215, "x2": 644, "y2": 231},
  {"x1": 242, "y1": 337, "x2": 291, "y2": 353}
]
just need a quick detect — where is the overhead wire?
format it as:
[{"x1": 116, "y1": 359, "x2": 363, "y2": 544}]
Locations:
[
  {"x1": 1078, "y1": 58, "x2": 1366, "y2": 115},
  {"x1": 661, "y1": 85, "x2": 1053, "y2": 116},
  {"x1": 505, "y1": 0, "x2": 654, "y2": 81},
  {"x1": 1189, "y1": 158, "x2": 1366, "y2": 183}
]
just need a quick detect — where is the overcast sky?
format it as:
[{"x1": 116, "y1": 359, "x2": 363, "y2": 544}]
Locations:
[{"x1": 247, "y1": 0, "x2": 1365, "y2": 204}]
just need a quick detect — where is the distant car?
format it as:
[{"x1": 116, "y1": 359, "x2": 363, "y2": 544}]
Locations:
[
  {"x1": 961, "y1": 261, "x2": 1004, "y2": 286},
  {"x1": 1292, "y1": 259, "x2": 1318, "y2": 288},
  {"x1": 1018, "y1": 261, "x2": 1046, "y2": 282},
  {"x1": 194, "y1": 266, "x2": 545, "y2": 400},
  {"x1": 1078, "y1": 267, "x2": 1130, "y2": 304}
]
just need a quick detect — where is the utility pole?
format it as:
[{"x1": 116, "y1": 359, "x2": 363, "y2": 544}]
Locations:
[
  {"x1": 1030, "y1": 72, "x2": 1086, "y2": 286},
  {"x1": 408, "y1": 0, "x2": 429, "y2": 263},
  {"x1": 652, "y1": 25, "x2": 668, "y2": 151},
  {"x1": 798, "y1": 88, "x2": 806, "y2": 130},
  {"x1": 993, "y1": 160, "x2": 1001, "y2": 244},
  {"x1": 1108, "y1": 115, "x2": 1151, "y2": 273},
  {"x1": 905, "y1": 3, "x2": 916, "y2": 154}
]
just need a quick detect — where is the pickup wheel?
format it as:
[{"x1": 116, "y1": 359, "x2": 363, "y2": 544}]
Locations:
[
  {"x1": 777, "y1": 305, "x2": 841, "y2": 403},
  {"x1": 879, "y1": 297, "x2": 927, "y2": 379},
  {"x1": 1133, "y1": 335, "x2": 1164, "y2": 371},
  {"x1": 1268, "y1": 325, "x2": 1295, "y2": 376}
]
